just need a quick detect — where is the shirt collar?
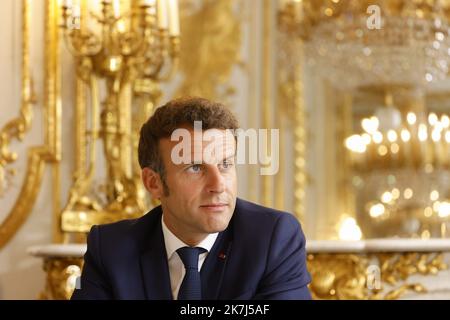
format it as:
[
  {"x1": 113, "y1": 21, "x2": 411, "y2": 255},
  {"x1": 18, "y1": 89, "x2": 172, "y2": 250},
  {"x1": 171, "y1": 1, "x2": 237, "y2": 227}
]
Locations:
[{"x1": 161, "y1": 214, "x2": 219, "y2": 259}]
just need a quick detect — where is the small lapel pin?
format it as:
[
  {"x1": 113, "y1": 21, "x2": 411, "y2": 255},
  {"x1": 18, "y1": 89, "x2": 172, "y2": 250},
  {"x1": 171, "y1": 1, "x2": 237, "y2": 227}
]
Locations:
[{"x1": 218, "y1": 252, "x2": 227, "y2": 260}]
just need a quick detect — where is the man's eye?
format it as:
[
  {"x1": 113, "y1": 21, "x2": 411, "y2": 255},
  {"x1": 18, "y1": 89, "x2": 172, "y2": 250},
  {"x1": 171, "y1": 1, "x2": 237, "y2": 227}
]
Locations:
[
  {"x1": 220, "y1": 161, "x2": 234, "y2": 170},
  {"x1": 187, "y1": 164, "x2": 202, "y2": 173}
]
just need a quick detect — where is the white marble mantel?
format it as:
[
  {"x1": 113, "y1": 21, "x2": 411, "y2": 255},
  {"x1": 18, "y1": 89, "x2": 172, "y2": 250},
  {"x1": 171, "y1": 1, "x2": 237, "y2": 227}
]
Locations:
[
  {"x1": 28, "y1": 239, "x2": 450, "y2": 300},
  {"x1": 28, "y1": 244, "x2": 87, "y2": 258},
  {"x1": 28, "y1": 239, "x2": 450, "y2": 258},
  {"x1": 307, "y1": 239, "x2": 450, "y2": 253}
]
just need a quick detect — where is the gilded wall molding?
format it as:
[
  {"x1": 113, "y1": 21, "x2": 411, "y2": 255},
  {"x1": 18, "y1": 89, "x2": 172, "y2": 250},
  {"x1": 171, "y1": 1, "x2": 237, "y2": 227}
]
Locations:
[
  {"x1": 0, "y1": 0, "x2": 35, "y2": 197},
  {"x1": 277, "y1": 32, "x2": 306, "y2": 221},
  {"x1": 0, "y1": 0, "x2": 60, "y2": 249},
  {"x1": 261, "y1": 0, "x2": 274, "y2": 207}
]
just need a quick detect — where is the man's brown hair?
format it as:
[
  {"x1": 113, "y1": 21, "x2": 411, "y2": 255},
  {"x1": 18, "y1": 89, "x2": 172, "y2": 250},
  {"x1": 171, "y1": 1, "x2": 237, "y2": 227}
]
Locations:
[{"x1": 138, "y1": 97, "x2": 239, "y2": 183}]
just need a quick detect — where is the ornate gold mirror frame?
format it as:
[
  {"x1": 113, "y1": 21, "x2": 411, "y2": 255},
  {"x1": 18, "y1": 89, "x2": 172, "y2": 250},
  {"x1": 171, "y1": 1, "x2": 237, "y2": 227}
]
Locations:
[{"x1": 0, "y1": 0, "x2": 60, "y2": 249}]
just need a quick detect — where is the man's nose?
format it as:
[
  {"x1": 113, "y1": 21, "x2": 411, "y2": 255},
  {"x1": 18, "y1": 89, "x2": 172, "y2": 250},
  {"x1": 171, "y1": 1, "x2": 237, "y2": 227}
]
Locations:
[{"x1": 206, "y1": 166, "x2": 225, "y2": 193}]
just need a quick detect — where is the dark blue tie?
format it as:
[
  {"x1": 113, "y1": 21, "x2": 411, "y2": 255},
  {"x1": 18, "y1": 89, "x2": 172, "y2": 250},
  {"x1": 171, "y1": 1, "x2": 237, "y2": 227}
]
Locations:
[{"x1": 176, "y1": 246, "x2": 207, "y2": 300}]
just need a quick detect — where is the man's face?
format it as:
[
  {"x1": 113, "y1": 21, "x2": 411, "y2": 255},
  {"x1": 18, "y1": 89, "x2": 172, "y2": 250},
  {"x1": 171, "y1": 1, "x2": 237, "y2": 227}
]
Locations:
[{"x1": 157, "y1": 128, "x2": 237, "y2": 244}]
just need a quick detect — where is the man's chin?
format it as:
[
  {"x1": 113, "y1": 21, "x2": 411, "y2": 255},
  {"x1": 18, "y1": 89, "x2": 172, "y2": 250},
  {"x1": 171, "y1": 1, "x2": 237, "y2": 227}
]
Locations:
[{"x1": 203, "y1": 216, "x2": 232, "y2": 233}]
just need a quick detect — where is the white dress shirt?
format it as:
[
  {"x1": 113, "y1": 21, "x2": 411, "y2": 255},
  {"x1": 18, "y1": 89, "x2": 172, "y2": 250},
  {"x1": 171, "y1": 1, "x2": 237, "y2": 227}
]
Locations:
[{"x1": 161, "y1": 215, "x2": 218, "y2": 300}]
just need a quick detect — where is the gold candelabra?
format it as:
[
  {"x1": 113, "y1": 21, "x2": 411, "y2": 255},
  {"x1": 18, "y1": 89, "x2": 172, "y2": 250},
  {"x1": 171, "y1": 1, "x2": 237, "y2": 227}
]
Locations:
[{"x1": 59, "y1": 0, "x2": 179, "y2": 234}]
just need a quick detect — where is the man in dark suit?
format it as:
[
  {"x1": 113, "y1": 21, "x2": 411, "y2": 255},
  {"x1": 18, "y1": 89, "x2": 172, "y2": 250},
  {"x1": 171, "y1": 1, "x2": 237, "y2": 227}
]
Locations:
[{"x1": 71, "y1": 97, "x2": 311, "y2": 300}]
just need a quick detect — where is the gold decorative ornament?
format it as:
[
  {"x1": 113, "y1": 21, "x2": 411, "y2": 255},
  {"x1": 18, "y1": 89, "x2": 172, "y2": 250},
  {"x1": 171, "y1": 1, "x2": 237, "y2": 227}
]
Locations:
[
  {"x1": 0, "y1": 0, "x2": 60, "y2": 249},
  {"x1": 0, "y1": 0, "x2": 34, "y2": 195},
  {"x1": 0, "y1": 0, "x2": 35, "y2": 198},
  {"x1": 307, "y1": 251, "x2": 448, "y2": 300},
  {"x1": 276, "y1": 37, "x2": 307, "y2": 220},
  {"x1": 307, "y1": 253, "x2": 369, "y2": 299},
  {"x1": 39, "y1": 258, "x2": 84, "y2": 300}
]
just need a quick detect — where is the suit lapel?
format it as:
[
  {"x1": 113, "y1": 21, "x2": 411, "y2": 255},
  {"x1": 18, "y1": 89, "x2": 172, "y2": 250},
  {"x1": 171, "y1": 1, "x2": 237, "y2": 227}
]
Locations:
[
  {"x1": 201, "y1": 224, "x2": 233, "y2": 300},
  {"x1": 139, "y1": 209, "x2": 173, "y2": 300}
]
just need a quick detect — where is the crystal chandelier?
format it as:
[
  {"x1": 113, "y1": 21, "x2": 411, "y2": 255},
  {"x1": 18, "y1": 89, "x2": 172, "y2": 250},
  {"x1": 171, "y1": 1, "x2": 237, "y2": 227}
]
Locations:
[
  {"x1": 345, "y1": 92, "x2": 450, "y2": 238},
  {"x1": 278, "y1": 0, "x2": 450, "y2": 90}
]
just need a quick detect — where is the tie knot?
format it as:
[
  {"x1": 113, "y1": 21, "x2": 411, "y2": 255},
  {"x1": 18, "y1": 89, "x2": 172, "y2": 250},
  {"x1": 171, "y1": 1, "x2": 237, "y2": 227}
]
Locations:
[{"x1": 176, "y1": 247, "x2": 206, "y2": 270}]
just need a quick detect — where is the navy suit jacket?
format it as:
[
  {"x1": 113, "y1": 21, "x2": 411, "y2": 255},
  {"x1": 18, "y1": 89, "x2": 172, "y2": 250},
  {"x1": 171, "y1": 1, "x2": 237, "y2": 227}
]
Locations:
[{"x1": 71, "y1": 198, "x2": 312, "y2": 300}]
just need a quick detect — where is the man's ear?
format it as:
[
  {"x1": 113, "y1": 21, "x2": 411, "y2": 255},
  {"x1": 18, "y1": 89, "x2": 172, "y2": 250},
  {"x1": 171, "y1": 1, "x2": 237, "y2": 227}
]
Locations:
[{"x1": 142, "y1": 167, "x2": 164, "y2": 199}]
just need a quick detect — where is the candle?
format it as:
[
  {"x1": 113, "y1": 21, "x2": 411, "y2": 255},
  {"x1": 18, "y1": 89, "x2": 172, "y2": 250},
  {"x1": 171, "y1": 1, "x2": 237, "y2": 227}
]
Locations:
[
  {"x1": 141, "y1": 0, "x2": 156, "y2": 5},
  {"x1": 117, "y1": 20, "x2": 126, "y2": 32},
  {"x1": 157, "y1": 0, "x2": 168, "y2": 29},
  {"x1": 141, "y1": 0, "x2": 156, "y2": 16},
  {"x1": 168, "y1": 0, "x2": 179, "y2": 36},
  {"x1": 72, "y1": 4, "x2": 81, "y2": 17},
  {"x1": 113, "y1": 0, "x2": 120, "y2": 18}
]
